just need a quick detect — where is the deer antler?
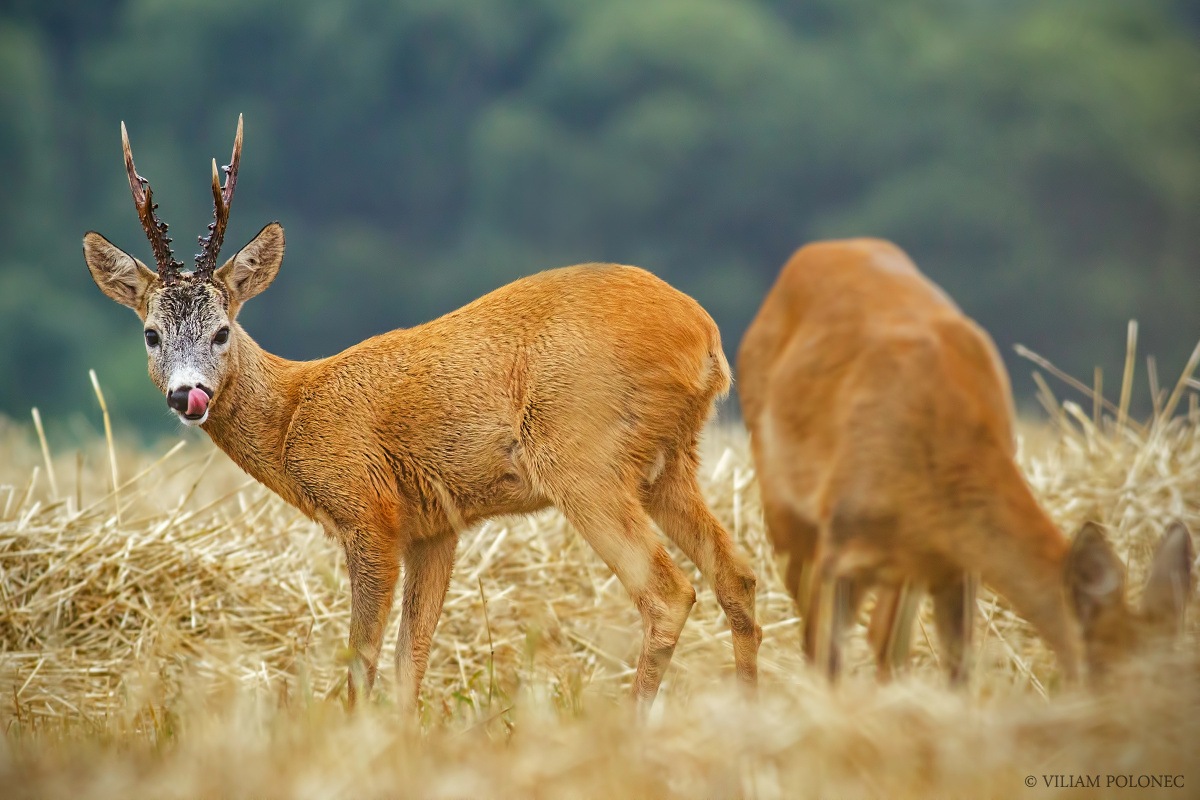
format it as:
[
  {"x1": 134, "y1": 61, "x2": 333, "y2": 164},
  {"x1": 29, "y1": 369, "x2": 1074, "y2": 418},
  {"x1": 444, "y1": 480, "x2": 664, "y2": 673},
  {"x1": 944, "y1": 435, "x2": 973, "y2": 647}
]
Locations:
[
  {"x1": 195, "y1": 114, "x2": 243, "y2": 280},
  {"x1": 122, "y1": 121, "x2": 183, "y2": 284}
]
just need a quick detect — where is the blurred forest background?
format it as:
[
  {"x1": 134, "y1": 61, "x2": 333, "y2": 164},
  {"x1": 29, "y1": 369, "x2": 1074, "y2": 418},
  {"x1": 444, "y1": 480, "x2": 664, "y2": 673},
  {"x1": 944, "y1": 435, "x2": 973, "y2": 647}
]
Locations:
[{"x1": 1, "y1": 0, "x2": 1198, "y2": 439}]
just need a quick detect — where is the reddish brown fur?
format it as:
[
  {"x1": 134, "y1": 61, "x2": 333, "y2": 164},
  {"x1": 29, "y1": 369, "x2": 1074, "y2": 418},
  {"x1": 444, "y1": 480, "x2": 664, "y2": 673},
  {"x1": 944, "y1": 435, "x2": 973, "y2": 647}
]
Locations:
[
  {"x1": 738, "y1": 238, "x2": 1193, "y2": 684},
  {"x1": 87, "y1": 226, "x2": 762, "y2": 710}
]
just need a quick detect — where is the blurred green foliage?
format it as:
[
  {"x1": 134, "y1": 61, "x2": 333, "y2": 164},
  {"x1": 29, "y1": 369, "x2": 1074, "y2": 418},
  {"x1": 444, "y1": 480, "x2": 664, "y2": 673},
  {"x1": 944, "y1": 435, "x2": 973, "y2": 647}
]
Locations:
[{"x1": 1, "y1": 0, "x2": 1197, "y2": 438}]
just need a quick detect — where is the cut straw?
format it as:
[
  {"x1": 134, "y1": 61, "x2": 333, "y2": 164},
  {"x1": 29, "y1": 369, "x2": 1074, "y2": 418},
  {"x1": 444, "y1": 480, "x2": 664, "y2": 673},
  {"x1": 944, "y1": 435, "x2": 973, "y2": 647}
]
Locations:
[
  {"x1": 1160, "y1": 338, "x2": 1200, "y2": 423},
  {"x1": 30, "y1": 408, "x2": 59, "y2": 499},
  {"x1": 1118, "y1": 320, "x2": 1138, "y2": 430},
  {"x1": 88, "y1": 369, "x2": 120, "y2": 524}
]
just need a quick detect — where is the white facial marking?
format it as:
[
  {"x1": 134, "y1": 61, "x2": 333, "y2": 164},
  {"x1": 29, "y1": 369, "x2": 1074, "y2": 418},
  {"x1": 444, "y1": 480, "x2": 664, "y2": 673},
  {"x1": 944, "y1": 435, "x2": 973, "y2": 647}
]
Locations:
[
  {"x1": 177, "y1": 409, "x2": 209, "y2": 427},
  {"x1": 166, "y1": 367, "x2": 208, "y2": 395}
]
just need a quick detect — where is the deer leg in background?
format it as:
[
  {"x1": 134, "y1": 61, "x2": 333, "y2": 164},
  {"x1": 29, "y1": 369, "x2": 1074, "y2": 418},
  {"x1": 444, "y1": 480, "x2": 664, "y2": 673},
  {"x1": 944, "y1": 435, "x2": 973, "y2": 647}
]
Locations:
[
  {"x1": 394, "y1": 530, "x2": 458, "y2": 710},
  {"x1": 758, "y1": 490, "x2": 819, "y2": 619},
  {"x1": 931, "y1": 572, "x2": 978, "y2": 686},
  {"x1": 343, "y1": 530, "x2": 401, "y2": 709},
  {"x1": 868, "y1": 582, "x2": 921, "y2": 681},
  {"x1": 805, "y1": 560, "x2": 868, "y2": 680}
]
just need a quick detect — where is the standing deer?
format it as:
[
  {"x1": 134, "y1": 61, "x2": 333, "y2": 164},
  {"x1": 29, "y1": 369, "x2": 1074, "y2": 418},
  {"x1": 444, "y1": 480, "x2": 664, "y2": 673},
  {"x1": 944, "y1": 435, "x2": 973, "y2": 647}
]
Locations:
[
  {"x1": 738, "y1": 238, "x2": 1194, "y2": 684},
  {"x1": 83, "y1": 117, "x2": 761, "y2": 709}
]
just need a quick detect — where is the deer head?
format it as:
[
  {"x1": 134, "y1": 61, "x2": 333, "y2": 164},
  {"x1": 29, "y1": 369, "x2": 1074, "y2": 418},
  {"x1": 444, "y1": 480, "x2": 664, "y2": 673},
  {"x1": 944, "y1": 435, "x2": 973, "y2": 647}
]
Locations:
[
  {"x1": 1065, "y1": 520, "x2": 1195, "y2": 681},
  {"x1": 83, "y1": 116, "x2": 285, "y2": 426}
]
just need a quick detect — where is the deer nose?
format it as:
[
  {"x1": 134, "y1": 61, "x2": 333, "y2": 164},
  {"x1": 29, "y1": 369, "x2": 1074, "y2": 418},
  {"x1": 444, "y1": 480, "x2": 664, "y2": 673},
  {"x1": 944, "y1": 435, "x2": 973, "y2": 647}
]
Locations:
[{"x1": 167, "y1": 387, "x2": 192, "y2": 413}]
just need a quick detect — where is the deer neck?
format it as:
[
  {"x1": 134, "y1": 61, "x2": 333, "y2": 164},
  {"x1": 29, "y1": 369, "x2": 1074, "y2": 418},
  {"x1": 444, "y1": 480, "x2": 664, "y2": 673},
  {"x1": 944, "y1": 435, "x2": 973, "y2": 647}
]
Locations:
[
  {"x1": 201, "y1": 330, "x2": 304, "y2": 491},
  {"x1": 975, "y1": 450, "x2": 1065, "y2": 562}
]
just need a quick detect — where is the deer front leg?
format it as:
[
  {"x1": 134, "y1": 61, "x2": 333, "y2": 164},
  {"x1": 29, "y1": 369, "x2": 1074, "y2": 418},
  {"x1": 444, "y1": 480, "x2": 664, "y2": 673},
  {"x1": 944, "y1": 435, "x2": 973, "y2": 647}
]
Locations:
[
  {"x1": 394, "y1": 530, "x2": 458, "y2": 711},
  {"x1": 931, "y1": 572, "x2": 977, "y2": 686},
  {"x1": 868, "y1": 582, "x2": 921, "y2": 681},
  {"x1": 804, "y1": 562, "x2": 868, "y2": 680},
  {"x1": 343, "y1": 531, "x2": 401, "y2": 710}
]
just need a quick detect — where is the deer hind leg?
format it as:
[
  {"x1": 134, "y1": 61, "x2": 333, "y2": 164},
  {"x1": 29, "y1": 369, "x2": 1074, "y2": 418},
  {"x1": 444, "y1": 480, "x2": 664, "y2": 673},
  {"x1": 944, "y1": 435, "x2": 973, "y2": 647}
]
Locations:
[
  {"x1": 557, "y1": 488, "x2": 696, "y2": 712},
  {"x1": 394, "y1": 530, "x2": 458, "y2": 711},
  {"x1": 804, "y1": 512, "x2": 879, "y2": 680},
  {"x1": 342, "y1": 528, "x2": 402, "y2": 709},
  {"x1": 931, "y1": 572, "x2": 977, "y2": 686},
  {"x1": 760, "y1": 491, "x2": 819, "y2": 618},
  {"x1": 647, "y1": 459, "x2": 761, "y2": 688}
]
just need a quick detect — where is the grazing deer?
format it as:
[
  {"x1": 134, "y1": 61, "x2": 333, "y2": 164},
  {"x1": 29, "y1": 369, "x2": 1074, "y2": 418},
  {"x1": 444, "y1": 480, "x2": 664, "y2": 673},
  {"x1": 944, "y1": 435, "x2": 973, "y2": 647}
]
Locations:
[
  {"x1": 738, "y1": 238, "x2": 1194, "y2": 684},
  {"x1": 83, "y1": 117, "x2": 761, "y2": 709}
]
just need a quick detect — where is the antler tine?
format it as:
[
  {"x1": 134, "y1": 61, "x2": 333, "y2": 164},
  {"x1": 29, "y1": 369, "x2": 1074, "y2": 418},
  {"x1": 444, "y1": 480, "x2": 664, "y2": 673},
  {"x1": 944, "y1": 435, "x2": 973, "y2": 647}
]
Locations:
[
  {"x1": 121, "y1": 121, "x2": 182, "y2": 283},
  {"x1": 195, "y1": 114, "x2": 243, "y2": 280}
]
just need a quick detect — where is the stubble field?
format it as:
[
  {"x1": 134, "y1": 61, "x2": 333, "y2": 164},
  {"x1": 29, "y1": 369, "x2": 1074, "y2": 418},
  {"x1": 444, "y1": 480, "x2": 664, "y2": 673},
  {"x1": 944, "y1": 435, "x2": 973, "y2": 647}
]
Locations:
[{"x1": 1, "y1": 360, "x2": 1198, "y2": 799}]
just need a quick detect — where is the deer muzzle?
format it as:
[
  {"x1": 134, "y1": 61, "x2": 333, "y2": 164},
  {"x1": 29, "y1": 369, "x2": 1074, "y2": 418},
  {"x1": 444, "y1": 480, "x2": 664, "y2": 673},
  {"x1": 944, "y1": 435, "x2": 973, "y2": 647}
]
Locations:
[{"x1": 167, "y1": 386, "x2": 211, "y2": 420}]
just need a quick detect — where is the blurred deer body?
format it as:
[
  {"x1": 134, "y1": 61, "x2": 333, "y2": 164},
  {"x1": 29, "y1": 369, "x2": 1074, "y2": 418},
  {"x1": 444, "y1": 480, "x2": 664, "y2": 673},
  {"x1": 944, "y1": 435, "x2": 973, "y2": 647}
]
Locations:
[
  {"x1": 738, "y1": 238, "x2": 1193, "y2": 683},
  {"x1": 83, "y1": 119, "x2": 761, "y2": 710}
]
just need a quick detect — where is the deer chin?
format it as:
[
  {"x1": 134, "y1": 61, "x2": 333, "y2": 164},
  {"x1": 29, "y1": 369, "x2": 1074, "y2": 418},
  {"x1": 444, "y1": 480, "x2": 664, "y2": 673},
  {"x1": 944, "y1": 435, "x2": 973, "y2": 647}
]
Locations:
[{"x1": 176, "y1": 407, "x2": 210, "y2": 427}]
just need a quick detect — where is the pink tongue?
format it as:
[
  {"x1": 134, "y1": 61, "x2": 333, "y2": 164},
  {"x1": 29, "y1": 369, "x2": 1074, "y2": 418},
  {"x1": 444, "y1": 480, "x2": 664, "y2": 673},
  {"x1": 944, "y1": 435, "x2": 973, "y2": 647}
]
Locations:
[{"x1": 186, "y1": 388, "x2": 209, "y2": 417}]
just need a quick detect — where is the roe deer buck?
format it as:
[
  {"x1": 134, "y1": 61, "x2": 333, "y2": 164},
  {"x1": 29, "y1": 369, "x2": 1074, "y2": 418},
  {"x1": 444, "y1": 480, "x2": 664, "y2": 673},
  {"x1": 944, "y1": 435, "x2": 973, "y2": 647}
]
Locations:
[
  {"x1": 83, "y1": 117, "x2": 761, "y2": 709},
  {"x1": 738, "y1": 238, "x2": 1194, "y2": 684}
]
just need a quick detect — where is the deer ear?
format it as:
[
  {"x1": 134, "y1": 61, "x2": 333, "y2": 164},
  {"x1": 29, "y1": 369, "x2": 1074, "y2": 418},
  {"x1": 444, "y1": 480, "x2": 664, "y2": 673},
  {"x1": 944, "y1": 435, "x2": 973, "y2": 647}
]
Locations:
[
  {"x1": 1141, "y1": 521, "x2": 1195, "y2": 630},
  {"x1": 1065, "y1": 522, "x2": 1126, "y2": 628},
  {"x1": 216, "y1": 222, "x2": 284, "y2": 306},
  {"x1": 83, "y1": 232, "x2": 157, "y2": 312}
]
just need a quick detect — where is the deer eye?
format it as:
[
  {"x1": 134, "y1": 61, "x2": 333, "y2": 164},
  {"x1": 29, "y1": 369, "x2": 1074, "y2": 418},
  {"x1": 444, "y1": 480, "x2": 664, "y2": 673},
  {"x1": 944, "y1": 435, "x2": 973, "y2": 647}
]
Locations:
[
  {"x1": 144, "y1": 329, "x2": 160, "y2": 347},
  {"x1": 213, "y1": 327, "x2": 230, "y2": 346}
]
